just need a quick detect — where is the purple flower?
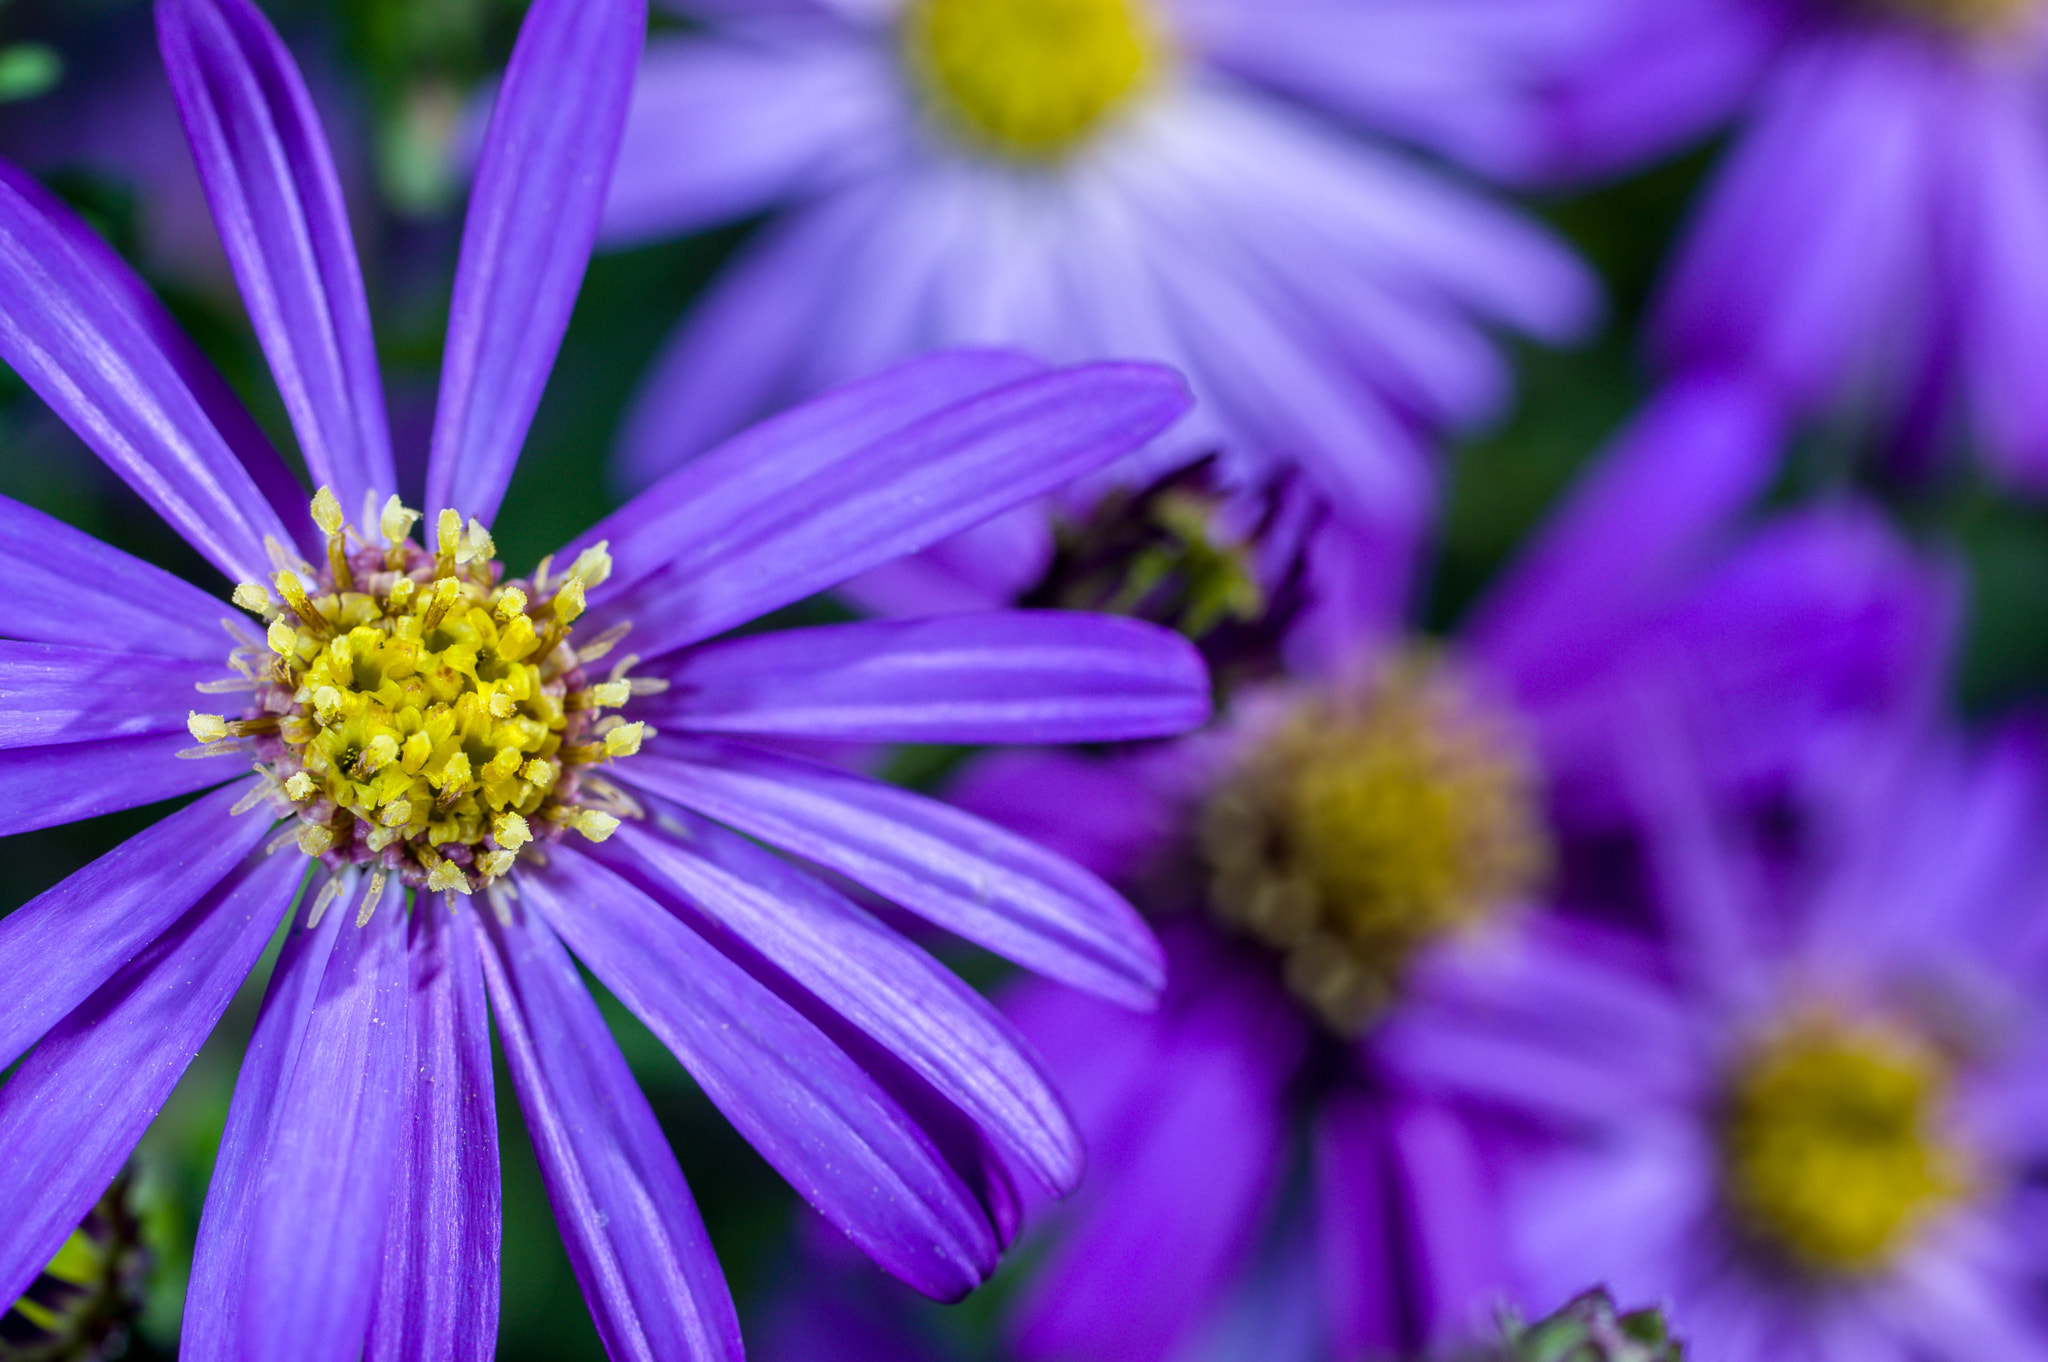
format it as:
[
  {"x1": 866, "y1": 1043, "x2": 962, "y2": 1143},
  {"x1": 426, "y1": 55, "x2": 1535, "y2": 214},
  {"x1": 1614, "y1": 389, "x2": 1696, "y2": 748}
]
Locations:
[
  {"x1": 0, "y1": 0, "x2": 1216, "y2": 1355},
  {"x1": 1388, "y1": 718, "x2": 2048, "y2": 1361},
  {"x1": 1531, "y1": 0, "x2": 2048, "y2": 488},
  {"x1": 599, "y1": 0, "x2": 1598, "y2": 577},
  {"x1": 946, "y1": 377, "x2": 1957, "y2": 1362}
]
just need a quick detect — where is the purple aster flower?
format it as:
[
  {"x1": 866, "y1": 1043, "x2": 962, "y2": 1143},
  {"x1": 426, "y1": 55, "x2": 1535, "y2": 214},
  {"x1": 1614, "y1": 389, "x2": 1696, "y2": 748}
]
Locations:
[
  {"x1": 944, "y1": 376, "x2": 1957, "y2": 1362},
  {"x1": 1387, "y1": 717, "x2": 2048, "y2": 1362},
  {"x1": 598, "y1": 0, "x2": 1599, "y2": 577},
  {"x1": 0, "y1": 0, "x2": 1215, "y2": 1355},
  {"x1": 1526, "y1": 0, "x2": 2048, "y2": 487}
]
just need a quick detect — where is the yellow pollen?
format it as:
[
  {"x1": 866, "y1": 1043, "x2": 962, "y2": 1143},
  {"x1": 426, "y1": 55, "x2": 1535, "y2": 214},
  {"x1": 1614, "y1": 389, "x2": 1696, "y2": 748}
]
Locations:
[
  {"x1": 309, "y1": 487, "x2": 345, "y2": 537},
  {"x1": 212, "y1": 489, "x2": 654, "y2": 894},
  {"x1": 905, "y1": 0, "x2": 1158, "y2": 159},
  {"x1": 1720, "y1": 1014, "x2": 1969, "y2": 1273},
  {"x1": 233, "y1": 582, "x2": 273, "y2": 612},
  {"x1": 1201, "y1": 652, "x2": 1547, "y2": 1035}
]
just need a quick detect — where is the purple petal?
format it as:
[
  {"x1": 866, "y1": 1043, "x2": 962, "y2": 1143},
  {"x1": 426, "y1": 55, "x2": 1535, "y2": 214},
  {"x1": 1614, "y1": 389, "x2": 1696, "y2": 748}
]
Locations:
[
  {"x1": 602, "y1": 33, "x2": 893, "y2": 246},
  {"x1": 641, "y1": 612, "x2": 1209, "y2": 745},
  {"x1": 477, "y1": 898, "x2": 744, "y2": 1362},
  {"x1": 0, "y1": 735, "x2": 244, "y2": 836},
  {"x1": 0, "y1": 848, "x2": 298, "y2": 1306},
  {"x1": 1388, "y1": 1096, "x2": 1511, "y2": 1345},
  {"x1": 1313, "y1": 1092, "x2": 1403, "y2": 1358},
  {"x1": 236, "y1": 884, "x2": 412, "y2": 1362},
  {"x1": 425, "y1": 0, "x2": 647, "y2": 528},
  {"x1": 1008, "y1": 969, "x2": 1301, "y2": 1362},
  {"x1": 617, "y1": 740, "x2": 1164, "y2": 1008},
  {"x1": 525, "y1": 848, "x2": 1001, "y2": 1301},
  {"x1": 365, "y1": 902, "x2": 500, "y2": 1362},
  {"x1": 0, "y1": 156, "x2": 303, "y2": 582},
  {"x1": 157, "y1": 0, "x2": 395, "y2": 514},
  {"x1": 0, "y1": 779, "x2": 268, "y2": 1070},
  {"x1": 599, "y1": 816, "x2": 1083, "y2": 1195},
  {"x1": 582, "y1": 360, "x2": 1193, "y2": 659},
  {"x1": 0, "y1": 642, "x2": 233, "y2": 748},
  {"x1": 0, "y1": 494, "x2": 242, "y2": 657},
  {"x1": 605, "y1": 346, "x2": 1045, "y2": 568},
  {"x1": 944, "y1": 748, "x2": 1177, "y2": 886},
  {"x1": 183, "y1": 882, "x2": 347, "y2": 1362}
]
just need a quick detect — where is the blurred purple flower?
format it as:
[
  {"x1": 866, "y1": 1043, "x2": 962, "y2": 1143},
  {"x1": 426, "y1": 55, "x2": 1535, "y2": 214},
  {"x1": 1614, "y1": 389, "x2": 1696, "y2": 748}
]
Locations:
[
  {"x1": 947, "y1": 376, "x2": 1957, "y2": 1362},
  {"x1": 0, "y1": 0, "x2": 1215, "y2": 1356},
  {"x1": 1390, "y1": 718, "x2": 2048, "y2": 1362},
  {"x1": 1532, "y1": 0, "x2": 2048, "y2": 488},
  {"x1": 600, "y1": 0, "x2": 1600, "y2": 570}
]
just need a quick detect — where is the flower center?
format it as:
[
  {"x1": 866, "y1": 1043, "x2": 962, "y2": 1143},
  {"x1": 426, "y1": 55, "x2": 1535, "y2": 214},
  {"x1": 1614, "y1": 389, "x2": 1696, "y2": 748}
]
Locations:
[
  {"x1": 188, "y1": 489, "x2": 653, "y2": 904},
  {"x1": 1200, "y1": 653, "x2": 1548, "y2": 1035},
  {"x1": 1719, "y1": 1014, "x2": 1968, "y2": 1273},
  {"x1": 1853, "y1": 0, "x2": 2038, "y2": 34},
  {"x1": 904, "y1": 0, "x2": 1158, "y2": 159}
]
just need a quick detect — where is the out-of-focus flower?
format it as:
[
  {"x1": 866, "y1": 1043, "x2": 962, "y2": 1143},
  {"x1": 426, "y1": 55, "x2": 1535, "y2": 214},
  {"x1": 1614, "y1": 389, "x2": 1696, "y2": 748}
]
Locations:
[
  {"x1": 600, "y1": 0, "x2": 1599, "y2": 558},
  {"x1": 1, "y1": 1172, "x2": 150, "y2": 1362},
  {"x1": 0, "y1": 0, "x2": 1214, "y2": 1356},
  {"x1": 948, "y1": 377, "x2": 1955, "y2": 1362},
  {"x1": 1391, "y1": 719, "x2": 2048, "y2": 1362},
  {"x1": 1529, "y1": 0, "x2": 2048, "y2": 488},
  {"x1": 1476, "y1": 1290, "x2": 1686, "y2": 1362}
]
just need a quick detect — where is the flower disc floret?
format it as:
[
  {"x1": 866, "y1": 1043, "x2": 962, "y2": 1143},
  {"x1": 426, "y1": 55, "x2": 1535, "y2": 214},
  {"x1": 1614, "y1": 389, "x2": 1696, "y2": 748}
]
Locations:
[
  {"x1": 905, "y1": 0, "x2": 1158, "y2": 159},
  {"x1": 188, "y1": 492, "x2": 650, "y2": 898},
  {"x1": 1720, "y1": 1013, "x2": 1969, "y2": 1273},
  {"x1": 1201, "y1": 653, "x2": 1547, "y2": 1034}
]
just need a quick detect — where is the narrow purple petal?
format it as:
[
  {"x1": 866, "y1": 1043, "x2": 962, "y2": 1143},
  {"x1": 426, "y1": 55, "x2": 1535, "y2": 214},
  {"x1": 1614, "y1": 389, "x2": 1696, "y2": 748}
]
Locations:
[
  {"x1": 0, "y1": 495, "x2": 242, "y2": 657},
  {"x1": 598, "y1": 816, "x2": 1083, "y2": 1195},
  {"x1": 525, "y1": 848, "x2": 1001, "y2": 1301},
  {"x1": 0, "y1": 735, "x2": 244, "y2": 836},
  {"x1": 478, "y1": 899, "x2": 743, "y2": 1362},
  {"x1": 0, "y1": 780, "x2": 268, "y2": 1070},
  {"x1": 618, "y1": 740, "x2": 1165, "y2": 1008},
  {"x1": 641, "y1": 612, "x2": 1209, "y2": 745},
  {"x1": 0, "y1": 848, "x2": 299, "y2": 1306},
  {"x1": 158, "y1": 0, "x2": 396, "y2": 513},
  {"x1": 365, "y1": 902, "x2": 500, "y2": 1362},
  {"x1": 1314, "y1": 1092, "x2": 1403, "y2": 1358},
  {"x1": 0, "y1": 156, "x2": 303, "y2": 582},
  {"x1": 1389, "y1": 1096, "x2": 1511, "y2": 1345},
  {"x1": 236, "y1": 885, "x2": 411, "y2": 1362},
  {"x1": 1009, "y1": 972, "x2": 1301, "y2": 1362},
  {"x1": 183, "y1": 882, "x2": 347, "y2": 1362},
  {"x1": 425, "y1": 0, "x2": 647, "y2": 528},
  {"x1": 945, "y1": 748, "x2": 1176, "y2": 886},
  {"x1": 600, "y1": 347, "x2": 1046, "y2": 575},
  {"x1": 583, "y1": 361, "x2": 1193, "y2": 658},
  {"x1": 0, "y1": 642, "x2": 232, "y2": 749}
]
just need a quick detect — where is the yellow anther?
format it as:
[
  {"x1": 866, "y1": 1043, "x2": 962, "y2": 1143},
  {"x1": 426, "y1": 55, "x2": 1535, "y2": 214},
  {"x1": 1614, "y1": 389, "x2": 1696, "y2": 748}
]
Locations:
[
  {"x1": 387, "y1": 576, "x2": 417, "y2": 610},
  {"x1": 267, "y1": 620, "x2": 298, "y2": 655},
  {"x1": 437, "y1": 751, "x2": 473, "y2": 793},
  {"x1": 483, "y1": 748, "x2": 524, "y2": 783},
  {"x1": 434, "y1": 510, "x2": 462, "y2": 578},
  {"x1": 297, "y1": 823, "x2": 336, "y2": 856},
  {"x1": 488, "y1": 691, "x2": 517, "y2": 720},
  {"x1": 551, "y1": 578, "x2": 586, "y2": 625},
  {"x1": 187, "y1": 712, "x2": 230, "y2": 744},
  {"x1": 400, "y1": 732, "x2": 434, "y2": 774},
  {"x1": 604, "y1": 723, "x2": 646, "y2": 759},
  {"x1": 497, "y1": 614, "x2": 538, "y2": 662},
  {"x1": 379, "y1": 798, "x2": 415, "y2": 828},
  {"x1": 566, "y1": 809, "x2": 619, "y2": 842},
  {"x1": 580, "y1": 680, "x2": 632, "y2": 711},
  {"x1": 567, "y1": 543, "x2": 613, "y2": 590},
  {"x1": 477, "y1": 849, "x2": 517, "y2": 879},
  {"x1": 355, "y1": 869, "x2": 390, "y2": 927},
  {"x1": 310, "y1": 487, "x2": 346, "y2": 537},
  {"x1": 380, "y1": 494, "x2": 421, "y2": 548},
  {"x1": 422, "y1": 576, "x2": 462, "y2": 631},
  {"x1": 312, "y1": 686, "x2": 344, "y2": 721},
  {"x1": 233, "y1": 582, "x2": 273, "y2": 612},
  {"x1": 424, "y1": 854, "x2": 473, "y2": 896},
  {"x1": 273, "y1": 569, "x2": 332, "y2": 637},
  {"x1": 521, "y1": 758, "x2": 558, "y2": 790},
  {"x1": 457, "y1": 517, "x2": 496, "y2": 568},
  {"x1": 356, "y1": 733, "x2": 399, "y2": 776},
  {"x1": 493, "y1": 811, "x2": 532, "y2": 851},
  {"x1": 494, "y1": 588, "x2": 528, "y2": 620},
  {"x1": 284, "y1": 772, "x2": 318, "y2": 801}
]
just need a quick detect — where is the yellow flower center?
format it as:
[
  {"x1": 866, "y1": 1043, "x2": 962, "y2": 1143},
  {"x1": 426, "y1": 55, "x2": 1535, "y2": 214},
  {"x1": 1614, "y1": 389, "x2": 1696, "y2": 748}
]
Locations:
[
  {"x1": 1720, "y1": 1014, "x2": 1969, "y2": 1273},
  {"x1": 904, "y1": 0, "x2": 1159, "y2": 159},
  {"x1": 1859, "y1": 0, "x2": 2038, "y2": 34},
  {"x1": 187, "y1": 489, "x2": 653, "y2": 904},
  {"x1": 1201, "y1": 653, "x2": 1548, "y2": 1034}
]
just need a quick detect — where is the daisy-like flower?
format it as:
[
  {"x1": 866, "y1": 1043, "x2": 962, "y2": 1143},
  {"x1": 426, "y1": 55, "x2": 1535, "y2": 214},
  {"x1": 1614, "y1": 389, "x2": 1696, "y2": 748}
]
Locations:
[
  {"x1": 599, "y1": 0, "x2": 1597, "y2": 571},
  {"x1": 0, "y1": 0, "x2": 1213, "y2": 1356},
  {"x1": 1390, "y1": 720, "x2": 2048, "y2": 1361},
  {"x1": 946, "y1": 379, "x2": 1955, "y2": 1362},
  {"x1": 1527, "y1": 0, "x2": 2048, "y2": 487}
]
